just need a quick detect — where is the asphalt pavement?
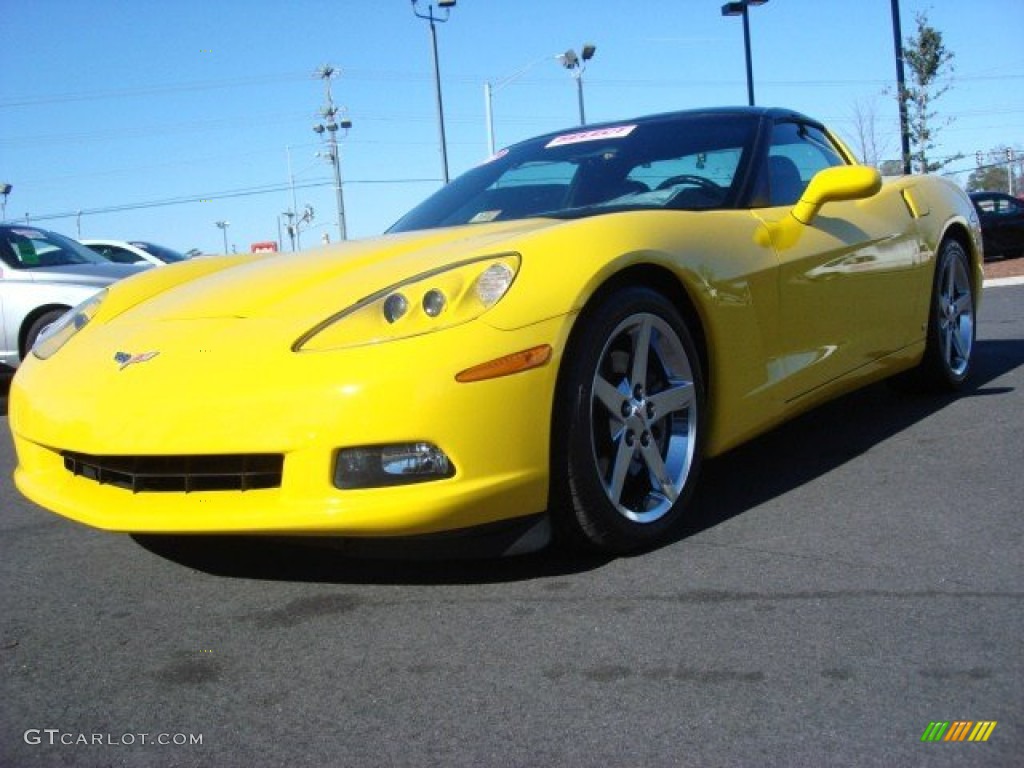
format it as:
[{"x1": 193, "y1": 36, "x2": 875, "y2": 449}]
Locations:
[{"x1": 1, "y1": 285, "x2": 1021, "y2": 768}]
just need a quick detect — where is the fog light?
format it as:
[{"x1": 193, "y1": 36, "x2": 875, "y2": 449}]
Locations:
[{"x1": 334, "y1": 442, "x2": 455, "y2": 489}]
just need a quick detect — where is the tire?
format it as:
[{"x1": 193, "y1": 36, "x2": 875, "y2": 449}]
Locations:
[
  {"x1": 23, "y1": 308, "x2": 68, "y2": 359},
  {"x1": 551, "y1": 286, "x2": 706, "y2": 554},
  {"x1": 902, "y1": 239, "x2": 976, "y2": 391}
]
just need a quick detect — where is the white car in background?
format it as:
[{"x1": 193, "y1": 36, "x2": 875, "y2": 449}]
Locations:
[
  {"x1": 1, "y1": 225, "x2": 149, "y2": 369},
  {"x1": 81, "y1": 239, "x2": 189, "y2": 267}
]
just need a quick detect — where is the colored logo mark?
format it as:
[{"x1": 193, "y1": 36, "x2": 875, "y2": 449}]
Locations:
[
  {"x1": 113, "y1": 350, "x2": 159, "y2": 370},
  {"x1": 921, "y1": 721, "x2": 997, "y2": 742}
]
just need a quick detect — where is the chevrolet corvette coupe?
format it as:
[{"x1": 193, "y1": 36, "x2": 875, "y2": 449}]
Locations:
[{"x1": 9, "y1": 107, "x2": 983, "y2": 555}]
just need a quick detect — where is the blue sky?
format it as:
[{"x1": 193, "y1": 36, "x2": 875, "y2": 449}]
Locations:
[{"x1": 3, "y1": 0, "x2": 1022, "y2": 253}]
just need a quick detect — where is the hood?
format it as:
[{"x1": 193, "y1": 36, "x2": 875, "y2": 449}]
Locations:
[{"x1": 120, "y1": 219, "x2": 566, "y2": 326}]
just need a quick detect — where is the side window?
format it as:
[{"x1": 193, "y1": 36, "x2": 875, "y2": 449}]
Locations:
[
  {"x1": 625, "y1": 149, "x2": 743, "y2": 190},
  {"x1": 995, "y1": 197, "x2": 1020, "y2": 216},
  {"x1": 0, "y1": 233, "x2": 20, "y2": 268},
  {"x1": 88, "y1": 244, "x2": 143, "y2": 264},
  {"x1": 766, "y1": 121, "x2": 846, "y2": 206},
  {"x1": 106, "y1": 246, "x2": 145, "y2": 264}
]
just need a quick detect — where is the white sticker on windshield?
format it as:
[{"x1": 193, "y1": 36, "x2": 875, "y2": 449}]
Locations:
[{"x1": 545, "y1": 125, "x2": 637, "y2": 148}]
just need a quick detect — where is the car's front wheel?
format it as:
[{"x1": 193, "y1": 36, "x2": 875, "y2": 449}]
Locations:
[{"x1": 551, "y1": 287, "x2": 705, "y2": 553}]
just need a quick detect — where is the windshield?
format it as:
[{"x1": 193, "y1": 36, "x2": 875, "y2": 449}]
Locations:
[
  {"x1": 389, "y1": 112, "x2": 759, "y2": 233},
  {"x1": 0, "y1": 226, "x2": 109, "y2": 269}
]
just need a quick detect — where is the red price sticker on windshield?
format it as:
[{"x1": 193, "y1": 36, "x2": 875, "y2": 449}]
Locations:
[{"x1": 546, "y1": 125, "x2": 636, "y2": 148}]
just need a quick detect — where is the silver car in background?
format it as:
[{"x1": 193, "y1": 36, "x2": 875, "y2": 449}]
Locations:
[{"x1": 1, "y1": 225, "x2": 150, "y2": 370}]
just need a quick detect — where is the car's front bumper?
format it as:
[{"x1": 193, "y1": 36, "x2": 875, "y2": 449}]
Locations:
[{"x1": 10, "y1": 314, "x2": 568, "y2": 537}]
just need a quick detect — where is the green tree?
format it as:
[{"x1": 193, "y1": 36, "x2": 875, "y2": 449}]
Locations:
[
  {"x1": 966, "y1": 148, "x2": 1023, "y2": 194},
  {"x1": 901, "y1": 12, "x2": 960, "y2": 173}
]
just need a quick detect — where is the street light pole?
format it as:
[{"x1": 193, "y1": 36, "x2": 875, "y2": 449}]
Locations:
[
  {"x1": 721, "y1": 1, "x2": 769, "y2": 107},
  {"x1": 890, "y1": 0, "x2": 913, "y2": 174},
  {"x1": 558, "y1": 44, "x2": 596, "y2": 126},
  {"x1": 485, "y1": 54, "x2": 560, "y2": 155},
  {"x1": 412, "y1": 0, "x2": 456, "y2": 185},
  {"x1": 574, "y1": 75, "x2": 585, "y2": 125}
]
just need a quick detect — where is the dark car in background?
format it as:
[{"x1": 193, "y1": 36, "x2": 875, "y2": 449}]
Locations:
[{"x1": 969, "y1": 191, "x2": 1024, "y2": 259}]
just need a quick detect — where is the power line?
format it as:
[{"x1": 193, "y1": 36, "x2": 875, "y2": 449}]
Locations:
[
  {"x1": 14, "y1": 177, "x2": 441, "y2": 225},
  {"x1": 4, "y1": 64, "x2": 1020, "y2": 111},
  {"x1": 0, "y1": 72, "x2": 312, "y2": 108}
]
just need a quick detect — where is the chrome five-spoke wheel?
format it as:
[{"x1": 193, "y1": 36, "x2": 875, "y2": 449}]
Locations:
[
  {"x1": 553, "y1": 287, "x2": 705, "y2": 553},
  {"x1": 935, "y1": 245, "x2": 974, "y2": 379},
  {"x1": 901, "y1": 238, "x2": 977, "y2": 391},
  {"x1": 591, "y1": 312, "x2": 698, "y2": 524}
]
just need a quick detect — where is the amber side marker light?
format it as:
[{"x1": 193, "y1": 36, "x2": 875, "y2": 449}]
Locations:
[{"x1": 456, "y1": 344, "x2": 552, "y2": 383}]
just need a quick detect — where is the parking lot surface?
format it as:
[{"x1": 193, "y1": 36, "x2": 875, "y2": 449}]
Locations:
[{"x1": 1, "y1": 285, "x2": 1021, "y2": 767}]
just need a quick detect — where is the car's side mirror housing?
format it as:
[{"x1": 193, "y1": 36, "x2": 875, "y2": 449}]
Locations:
[{"x1": 791, "y1": 165, "x2": 882, "y2": 224}]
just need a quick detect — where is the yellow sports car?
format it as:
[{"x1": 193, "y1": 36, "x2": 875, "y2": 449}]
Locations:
[{"x1": 8, "y1": 107, "x2": 983, "y2": 555}]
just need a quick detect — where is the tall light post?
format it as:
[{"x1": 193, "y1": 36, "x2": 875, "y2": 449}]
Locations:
[
  {"x1": 215, "y1": 220, "x2": 230, "y2": 253},
  {"x1": 558, "y1": 44, "x2": 596, "y2": 125},
  {"x1": 721, "y1": 0, "x2": 769, "y2": 107},
  {"x1": 485, "y1": 55, "x2": 559, "y2": 156},
  {"x1": 890, "y1": 0, "x2": 912, "y2": 174},
  {"x1": 411, "y1": 0, "x2": 456, "y2": 184},
  {"x1": 313, "y1": 64, "x2": 352, "y2": 242}
]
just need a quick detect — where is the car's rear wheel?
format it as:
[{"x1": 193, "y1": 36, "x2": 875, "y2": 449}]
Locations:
[
  {"x1": 902, "y1": 239, "x2": 976, "y2": 391},
  {"x1": 551, "y1": 287, "x2": 705, "y2": 553}
]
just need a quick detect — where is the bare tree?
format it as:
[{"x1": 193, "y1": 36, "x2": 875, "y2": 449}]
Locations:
[{"x1": 848, "y1": 97, "x2": 895, "y2": 168}]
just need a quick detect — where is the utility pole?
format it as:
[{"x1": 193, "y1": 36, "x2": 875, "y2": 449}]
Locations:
[
  {"x1": 0, "y1": 184, "x2": 11, "y2": 221},
  {"x1": 313, "y1": 64, "x2": 352, "y2": 242},
  {"x1": 281, "y1": 205, "x2": 314, "y2": 252},
  {"x1": 1005, "y1": 149, "x2": 1016, "y2": 197},
  {"x1": 215, "y1": 220, "x2": 230, "y2": 253}
]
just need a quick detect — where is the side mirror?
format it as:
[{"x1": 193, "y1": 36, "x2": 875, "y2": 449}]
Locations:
[{"x1": 791, "y1": 165, "x2": 882, "y2": 224}]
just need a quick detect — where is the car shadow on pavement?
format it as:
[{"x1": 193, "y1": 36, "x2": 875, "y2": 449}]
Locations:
[
  {"x1": 669, "y1": 336, "x2": 1024, "y2": 546},
  {"x1": 8, "y1": 338, "x2": 1024, "y2": 585},
  {"x1": 133, "y1": 532, "x2": 615, "y2": 585}
]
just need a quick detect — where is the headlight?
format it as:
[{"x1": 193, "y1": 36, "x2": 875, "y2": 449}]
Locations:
[
  {"x1": 32, "y1": 290, "x2": 107, "y2": 360},
  {"x1": 294, "y1": 254, "x2": 520, "y2": 352}
]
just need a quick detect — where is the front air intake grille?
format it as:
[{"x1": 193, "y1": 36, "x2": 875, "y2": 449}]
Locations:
[{"x1": 62, "y1": 451, "x2": 284, "y2": 493}]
